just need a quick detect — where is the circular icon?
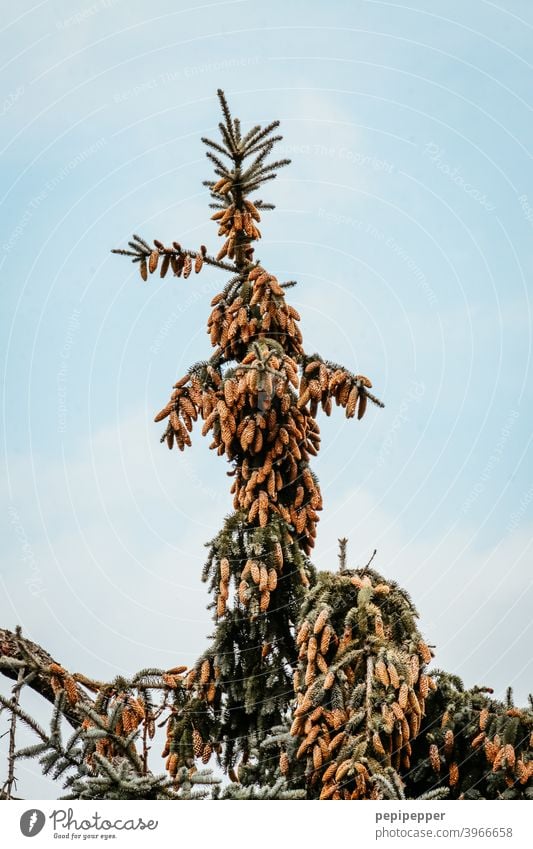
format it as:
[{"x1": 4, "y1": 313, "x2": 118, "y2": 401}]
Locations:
[{"x1": 20, "y1": 809, "x2": 46, "y2": 837}]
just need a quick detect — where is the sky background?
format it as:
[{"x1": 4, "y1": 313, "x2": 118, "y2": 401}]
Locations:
[{"x1": 1, "y1": 0, "x2": 532, "y2": 798}]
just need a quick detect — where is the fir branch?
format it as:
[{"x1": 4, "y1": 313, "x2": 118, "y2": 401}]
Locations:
[
  {"x1": 112, "y1": 240, "x2": 237, "y2": 274},
  {"x1": 246, "y1": 158, "x2": 291, "y2": 181},
  {"x1": 131, "y1": 668, "x2": 166, "y2": 682},
  {"x1": 242, "y1": 142, "x2": 277, "y2": 176},
  {"x1": 216, "y1": 89, "x2": 238, "y2": 152},
  {"x1": 365, "y1": 388, "x2": 385, "y2": 409},
  {"x1": 419, "y1": 787, "x2": 450, "y2": 800},
  {"x1": 132, "y1": 234, "x2": 152, "y2": 252},
  {"x1": 14, "y1": 742, "x2": 49, "y2": 760},
  {"x1": 206, "y1": 150, "x2": 230, "y2": 175},
  {"x1": 201, "y1": 136, "x2": 232, "y2": 159},
  {"x1": 239, "y1": 174, "x2": 278, "y2": 195},
  {"x1": 244, "y1": 135, "x2": 284, "y2": 161},
  {"x1": 0, "y1": 693, "x2": 48, "y2": 743},
  {"x1": 241, "y1": 120, "x2": 281, "y2": 153},
  {"x1": 218, "y1": 122, "x2": 237, "y2": 158}
]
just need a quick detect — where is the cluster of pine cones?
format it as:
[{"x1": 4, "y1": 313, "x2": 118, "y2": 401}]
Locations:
[
  {"x1": 300, "y1": 360, "x2": 373, "y2": 420},
  {"x1": 48, "y1": 661, "x2": 80, "y2": 707},
  {"x1": 154, "y1": 260, "x2": 380, "y2": 567},
  {"x1": 428, "y1": 705, "x2": 533, "y2": 791},
  {"x1": 211, "y1": 196, "x2": 262, "y2": 261},
  {"x1": 81, "y1": 690, "x2": 148, "y2": 770},
  {"x1": 288, "y1": 570, "x2": 435, "y2": 800},
  {"x1": 207, "y1": 265, "x2": 303, "y2": 361}
]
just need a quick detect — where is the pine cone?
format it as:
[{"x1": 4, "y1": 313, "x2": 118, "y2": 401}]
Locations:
[
  {"x1": 273, "y1": 541, "x2": 284, "y2": 569},
  {"x1": 50, "y1": 675, "x2": 63, "y2": 695},
  {"x1": 375, "y1": 659, "x2": 390, "y2": 687},
  {"x1": 372, "y1": 732, "x2": 386, "y2": 757},
  {"x1": 324, "y1": 671, "x2": 335, "y2": 690},
  {"x1": 429, "y1": 743, "x2": 440, "y2": 773},
  {"x1": 216, "y1": 594, "x2": 226, "y2": 617},
  {"x1": 259, "y1": 564, "x2": 268, "y2": 591},
  {"x1": 200, "y1": 659, "x2": 210, "y2": 684},
  {"x1": 484, "y1": 738, "x2": 498, "y2": 764},
  {"x1": 220, "y1": 557, "x2": 230, "y2": 582},
  {"x1": 503, "y1": 744, "x2": 516, "y2": 770},
  {"x1": 444, "y1": 729, "x2": 454, "y2": 759},
  {"x1": 335, "y1": 759, "x2": 352, "y2": 783},
  {"x1": 307, "y1": 636, "x2": 318, "y2": 662},
  {"x1": 313, "y1": 609, "x2": 328, "y2": 634},
  {"x1": 148, "y1": 250, "x2": 159, "y2": 274},
  {"x1": 322, "y1": 762, "x2": 337, "y2": 783},
  {"x1": 192, "y1": 729, "x2": 203, "y2": 758},
  {"x1": 471, "y1": 732, "x2": 486, "y2": 749},
  {"x1": 449, "y1": 762, "x2": 459, "y2": 787},
  {"x1": 516, "y1": 759, "x2": 528, "y2": 784},
  {"x1": 316, "y1": 653, "x2": 328, "y2": 674},
  {"x1": 320, "y1": 626, "x2": 332, "y2": 656},
  {"x1": 391, "y1": 701, "x2": 404, "y2": 720},
  {"x1": 63, "y1": 675, "x2": 79, "y2": 706},
  {"x1": 313, "y1": 744, "x2": 323, "y2": 770},
  {"x1": 388, "y1": 663, "x2": 400, "y2": 689},
  {"x1": 418, "y1": 640, "x2": 432, "y2": 664}
]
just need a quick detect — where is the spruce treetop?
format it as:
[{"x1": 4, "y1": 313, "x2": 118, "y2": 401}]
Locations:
[
  {"x1": 111, "y1": 88, "x2": 384, "y2": 774},
  {"x1": 1, "y1": 91, "x2": 529, "y2": 803}
]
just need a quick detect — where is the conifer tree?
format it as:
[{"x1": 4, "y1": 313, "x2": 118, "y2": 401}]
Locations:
[
  {"x1": 1, "y1": 91, "x2": 531, "y2": 801},
  {"x1": 112, "y1": 89, "x2": 384, "y2": 777}
]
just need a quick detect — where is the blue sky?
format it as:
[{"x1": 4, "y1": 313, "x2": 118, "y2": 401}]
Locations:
[{"x1": 1, "y1": 0, "x2": 532, "y2": 796}]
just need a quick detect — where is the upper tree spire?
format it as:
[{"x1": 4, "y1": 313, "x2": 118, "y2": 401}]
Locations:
[{"x1": 203, "y1": 88, "x2": 290, "y2": 268}]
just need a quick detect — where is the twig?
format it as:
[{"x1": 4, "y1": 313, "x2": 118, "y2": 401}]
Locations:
[
  {"x1": 338, "y1": 537, "x2": 348, "y2": 572},
  {"x1": 1, "y1": 665, "x2": 25, "y2": 799},
  {"x1": 111, "y1": 244, "x2": 237, "y2": 274},
  {"x1": 365, "y1": 389, "x2": 385, "y2": 409},
  {"x1": 361, "y1": 549, "x2": 377, "y2": 573},
  {"x1": 365, "y1": 654, "x2": 374, "y2": 740},
  {"x1": 142, "y1": 716, "x2": 150, "y2": 776},
  {"x1": 0, "y1": 789, "x2": 22, "y2": 800}
]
